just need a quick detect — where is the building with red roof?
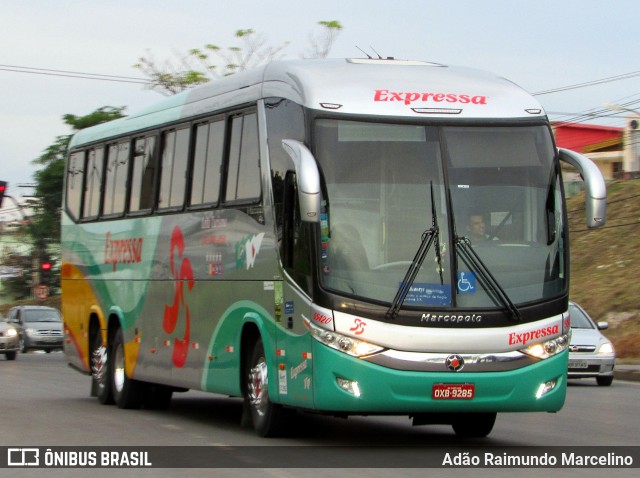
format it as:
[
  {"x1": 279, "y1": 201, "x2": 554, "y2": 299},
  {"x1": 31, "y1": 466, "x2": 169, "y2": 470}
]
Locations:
[{"x1": 552, "y1": 122, "x2": 624, "y2": 179}]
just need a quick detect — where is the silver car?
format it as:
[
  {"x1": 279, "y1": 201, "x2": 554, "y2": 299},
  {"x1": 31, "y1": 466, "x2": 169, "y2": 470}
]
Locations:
[
  {"x1": 6, "y1": 306, "x2": 63, "y2": 353},
  {"x1": 0, "y1": 317, "x2": 20, "y2": 360},
  {"x1": 568, "y1": 301, "x2": 616, "y2": 386}
]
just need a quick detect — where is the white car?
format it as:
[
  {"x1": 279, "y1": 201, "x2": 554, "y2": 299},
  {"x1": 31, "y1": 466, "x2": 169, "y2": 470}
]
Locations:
[
  {"x1": 568, "y1": 301, "x2": 616, "y2": 386},
  {"x1": 0, "y1": 319, "x2": 19, "y2": 360}
]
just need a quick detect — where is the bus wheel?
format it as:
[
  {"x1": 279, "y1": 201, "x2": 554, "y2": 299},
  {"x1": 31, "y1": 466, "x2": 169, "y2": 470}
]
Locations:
[
  {"x1": 111, "y1": 327, "x2": 143, "y2": 409},
  {"x1": 451, "y1": 412, "x2": 496, "y2": 438},
  {"x1": 91, "y1": 329, "x2": 113, "y2": 405},
  {"x1": 245, "y1": 339, "x2": 286, "y2": 437}
]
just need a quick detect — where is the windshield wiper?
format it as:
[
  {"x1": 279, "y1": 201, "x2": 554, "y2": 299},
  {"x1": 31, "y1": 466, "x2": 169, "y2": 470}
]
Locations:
[
  {"x1": 386, "y1": 182, "x2": 443, "y2": 320},
  {"x1": 455, "y1": 236, "x2": 522, "y2": 322}
]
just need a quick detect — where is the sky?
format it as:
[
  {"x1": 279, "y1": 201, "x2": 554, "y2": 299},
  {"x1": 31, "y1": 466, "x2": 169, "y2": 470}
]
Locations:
[{"x1": 1, "y1": 0, "x2": 638, "y2": 219}]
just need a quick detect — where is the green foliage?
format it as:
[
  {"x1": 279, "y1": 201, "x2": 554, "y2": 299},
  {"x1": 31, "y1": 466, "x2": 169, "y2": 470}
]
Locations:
[
  {"x1": 319, "y1": 20, "x2": 342, "y2": 29},
  {"x1": 135, "y1": 21, "x2": 343, "y2": 95},
  {"x1": 62, "y1": 106, "x2": 126, "y2": 131},
  {"x1": 304, "y1": 20, "x2": 343, "y2": 59}
]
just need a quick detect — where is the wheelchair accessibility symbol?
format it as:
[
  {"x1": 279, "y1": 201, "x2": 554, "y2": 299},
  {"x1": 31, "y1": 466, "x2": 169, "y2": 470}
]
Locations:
[{"x1": 457, "y1": 272, "x2": 476, "y2": 294}]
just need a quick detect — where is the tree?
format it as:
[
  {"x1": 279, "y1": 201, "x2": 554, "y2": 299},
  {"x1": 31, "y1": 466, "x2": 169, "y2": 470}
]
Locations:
[
  {"x1": 135, "y1": 28, "x2": 289, "y2": 95},
  {"x1": 135, "y1": 21, "x2": 343, "y2": 95},
  {"x1": 304, "y1": 21, "x2": 343, "y2": 59}
]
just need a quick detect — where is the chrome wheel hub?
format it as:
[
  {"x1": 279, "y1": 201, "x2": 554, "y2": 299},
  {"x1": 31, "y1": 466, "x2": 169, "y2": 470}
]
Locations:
[
  {"x1": 91, "y1": 344, "x2": 107, "y2": 383},
  {"x1": 113, "y1": 342, "x2": 125, "y2": 393},
  {"x1": 248, "y1": 359, "x2": 269, "y2": 417}
]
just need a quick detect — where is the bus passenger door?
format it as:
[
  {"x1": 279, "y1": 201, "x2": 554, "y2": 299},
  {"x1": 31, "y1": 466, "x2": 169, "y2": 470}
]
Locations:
[
  {"x1": 274, "y1": 171, "x2": 315, "y2": 408},
  {"x1": 276, "y1": 280, "x2": 314, "y2": 408}
]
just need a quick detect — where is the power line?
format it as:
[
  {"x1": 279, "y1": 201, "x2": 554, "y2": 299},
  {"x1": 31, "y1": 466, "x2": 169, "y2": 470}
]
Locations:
[
  {"x1": 532, "y1": 71, "x2": 640, "y2": 96},
  {"x1": 549, "y1": 94, "x2": 640, "y2": 121},
  {"x1": 0, "y1": 64, "x2": 150, "y2": 85},
  {"x1": 3, "y1": 61, "x2": 639, "y2": 97}
]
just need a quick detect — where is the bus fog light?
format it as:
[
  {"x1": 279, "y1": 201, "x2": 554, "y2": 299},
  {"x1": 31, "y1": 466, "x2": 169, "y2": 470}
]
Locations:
[
  {"x1": 535, "y1": 379, "x2": 557, "y2": 399},
  {"x1": 337, "y1": 377, "x2": 361, "y2": 397}
]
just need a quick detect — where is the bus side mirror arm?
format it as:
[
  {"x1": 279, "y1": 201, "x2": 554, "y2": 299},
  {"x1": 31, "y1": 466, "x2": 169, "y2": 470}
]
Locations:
[
  {"x1": 558, "y1": 148, "x2": 607, "y2": 228},
  {"x1": 282, "y1": 139, "x2": 321, "y2": 223}
]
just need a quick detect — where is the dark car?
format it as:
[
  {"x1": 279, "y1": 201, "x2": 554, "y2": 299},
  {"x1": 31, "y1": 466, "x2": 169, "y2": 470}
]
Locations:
[
  {"x1": 7, "y1": 306, "x2": 63, "y2": 353},
  {"x1": 568, "y1": 301, "x2": 616, "y2": 386}
]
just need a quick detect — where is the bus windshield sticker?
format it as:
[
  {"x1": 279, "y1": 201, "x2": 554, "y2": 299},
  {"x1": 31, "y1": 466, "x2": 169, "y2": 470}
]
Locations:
[
  {"x1": 403, "y1": 283, "x2": 451, "y2": 306},
  {"x1": 457, "y1": 272, "x2": 476, "y2": 294}
]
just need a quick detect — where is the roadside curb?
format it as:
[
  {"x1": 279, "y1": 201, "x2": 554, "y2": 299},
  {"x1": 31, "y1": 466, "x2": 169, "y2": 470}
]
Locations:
[{"x1": 614, "y1": 365, "x2": 640, "y2": 382}]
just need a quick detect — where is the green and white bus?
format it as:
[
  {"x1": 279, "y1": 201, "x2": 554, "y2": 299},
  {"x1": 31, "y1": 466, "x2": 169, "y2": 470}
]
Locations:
[{"x1": 62, "y1": 58, "x2": 606, "y2": 437}]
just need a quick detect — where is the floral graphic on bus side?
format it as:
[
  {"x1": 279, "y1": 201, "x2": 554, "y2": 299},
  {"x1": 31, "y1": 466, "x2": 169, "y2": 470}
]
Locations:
[
  {"x1": 163, "y1": 226, "x2": 195, "y2": 368},
  {"x1": 235, "y1": 233, "x2": 265, "y2": 270}
]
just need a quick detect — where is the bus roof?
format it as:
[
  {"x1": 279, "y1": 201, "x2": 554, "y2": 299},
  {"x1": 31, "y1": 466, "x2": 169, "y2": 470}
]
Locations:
[{"x1": 69, "y1": 58, "x2": 546, "y2": 148}]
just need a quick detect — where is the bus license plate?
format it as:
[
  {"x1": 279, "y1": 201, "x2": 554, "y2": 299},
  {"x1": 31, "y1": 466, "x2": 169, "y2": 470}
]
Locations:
[{"x1": 432, "y1": 383, "x2": 475, "y2": 400}]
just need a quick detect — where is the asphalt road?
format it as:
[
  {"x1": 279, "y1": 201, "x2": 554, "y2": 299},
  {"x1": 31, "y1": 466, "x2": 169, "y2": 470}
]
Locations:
[{"x1": 1, "y1": 352, "x2": 638, "y2": 477}]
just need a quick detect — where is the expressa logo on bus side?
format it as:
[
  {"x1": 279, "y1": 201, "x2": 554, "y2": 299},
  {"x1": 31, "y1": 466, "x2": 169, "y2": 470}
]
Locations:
[
  {"x1": 163, "y1": 226, "x2": 195, "y2": 368},
  {"x1": 104, "y1": 232, "x2": 144, "y2": 271}
]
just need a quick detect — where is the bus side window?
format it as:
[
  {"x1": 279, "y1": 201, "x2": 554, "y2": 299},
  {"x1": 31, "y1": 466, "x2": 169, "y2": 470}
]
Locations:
[
  {"x1": 82, "y1": 147, "x2": 104, "y2": 219},
  {"x1": 66, "y1": 151, "x2": 85, "y2": 220},
  {"x1": 191, "y1": 119, "x2": 224, "y2": 206},
  {"x1": 130, "y1": 136, "x2": 156, "y2": 213},
  {"x1": 103, "y1": 141, "x2": 129, "y2": 216},
  {"x1": 225, "y1": 112, "x2": 261, "y2": 202},
  {"x1": 159, "y1": 127, "x2": 189, "y2": 209}
]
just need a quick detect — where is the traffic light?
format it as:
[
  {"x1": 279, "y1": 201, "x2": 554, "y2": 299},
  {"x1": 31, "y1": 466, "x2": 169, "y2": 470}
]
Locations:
[
  {"x1": 40, "y1": 260, "x2": 52, "y2": 284},
  {"x1": 0, "y1": 180, "x2": 7, "y2": 208}
]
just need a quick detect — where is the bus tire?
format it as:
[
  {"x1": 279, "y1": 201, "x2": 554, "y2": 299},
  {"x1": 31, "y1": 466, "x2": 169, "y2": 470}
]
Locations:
[
  {"x1": 91, "y1": 328, "x2": 114, "y2": 405},
  {"x1": 245, "y1": 338, "x2": 287, "y2": 437},
  {"x1": 451, "y1": 412, "x2": 496, "y2": 438},
  {"x1": 111, "y1": 327, "x2": 144, "y2": 409}
]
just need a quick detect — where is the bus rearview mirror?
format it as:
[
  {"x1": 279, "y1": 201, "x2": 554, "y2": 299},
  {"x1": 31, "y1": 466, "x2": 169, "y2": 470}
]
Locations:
[
  {"x1": 558, "y1": 148, "x2": 606, "y2": 228},
  {"x1": 282, "y1": 139, "x2": 321, "y2": 223}
]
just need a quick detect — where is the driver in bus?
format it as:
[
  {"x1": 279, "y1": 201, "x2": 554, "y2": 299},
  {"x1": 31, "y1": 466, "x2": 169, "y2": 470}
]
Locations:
[{"x1": 466, "y1": 213, "x2": 498, "y2": 242}]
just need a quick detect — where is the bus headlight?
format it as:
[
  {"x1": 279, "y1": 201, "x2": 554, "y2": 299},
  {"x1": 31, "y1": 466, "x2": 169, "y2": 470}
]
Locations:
[
  {"x1": 522, "y1": 331, "x2": 571, "y2": 360},
  {"x1": 305, "y1": 318, "x2": 384, "y2": 357}
]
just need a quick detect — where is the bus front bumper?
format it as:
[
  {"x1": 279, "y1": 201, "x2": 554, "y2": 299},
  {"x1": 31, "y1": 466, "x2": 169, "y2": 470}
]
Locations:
[{"x1": 311, "y1": 342, "x2": 567, "y2": 414}]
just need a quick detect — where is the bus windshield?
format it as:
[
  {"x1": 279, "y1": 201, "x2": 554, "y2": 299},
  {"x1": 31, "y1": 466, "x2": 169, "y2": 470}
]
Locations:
[{"x1": 315, "y1": 119, "x2": 564, "y2": 310}]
